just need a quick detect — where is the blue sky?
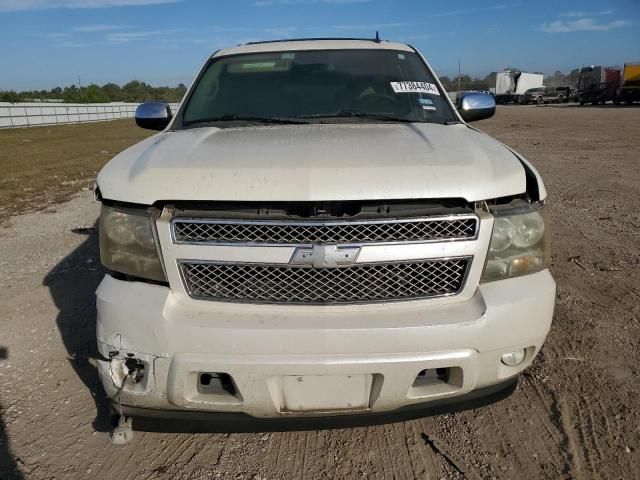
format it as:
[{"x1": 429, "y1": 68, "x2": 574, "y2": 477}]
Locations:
[{"x1": 0, "y1": 0, "x2": 638, "y2": 90}]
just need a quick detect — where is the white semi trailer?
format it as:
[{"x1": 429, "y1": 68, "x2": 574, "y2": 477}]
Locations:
[{"x1": 495, "y1": 70, "x2": 544, "y2": 104}]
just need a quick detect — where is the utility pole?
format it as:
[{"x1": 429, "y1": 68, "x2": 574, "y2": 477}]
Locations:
[{"x1": 458, "y1": 59, "x2": 462, "y2": 95}]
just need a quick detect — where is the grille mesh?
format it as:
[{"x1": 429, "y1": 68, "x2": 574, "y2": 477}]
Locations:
[
  {"x1": 173, "y1": 217, "x2": 477, "y2": 245},
  {"x1": 180, "y1": 258, "x2": 470, "y2": 304}
]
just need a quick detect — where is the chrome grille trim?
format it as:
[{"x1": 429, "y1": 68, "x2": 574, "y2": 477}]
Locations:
[
  {"x1": 178, "y1": 257, "x2": 472, "y2": 305},
  {"x1": 172, "y1": 215, "x2": 479, "y2": 246}
]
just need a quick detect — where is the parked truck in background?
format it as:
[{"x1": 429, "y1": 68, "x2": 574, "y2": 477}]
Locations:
[
  {"x1": 554, "y1": 86, "x2": 576, "y2": 103},
  {"x1": 578, "y1": 66, "x2": 621, "y2": 105},
  {"x1": 615, "y1": 63, "x2": 640, "y2": 105},
  {"x1": 494, "y1": 70, "x2": 544, "y2": 104}
]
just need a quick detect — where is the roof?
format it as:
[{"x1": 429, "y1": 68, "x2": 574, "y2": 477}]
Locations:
[{"x1": 213, "y1": 39, "x2": 414, "y2": 57}]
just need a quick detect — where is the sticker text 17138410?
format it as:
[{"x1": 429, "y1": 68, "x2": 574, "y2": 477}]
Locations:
[{"x1": 390, "y1": 81, "x2": 440, "y2": 95}]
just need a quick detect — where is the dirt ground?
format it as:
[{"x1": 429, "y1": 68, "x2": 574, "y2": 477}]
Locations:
[{"x1": 1, "y1": 105, "x2": 639, "y2": 479}]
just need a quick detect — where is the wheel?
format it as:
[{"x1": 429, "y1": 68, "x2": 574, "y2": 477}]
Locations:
[
  {"x1": 591, "y1": 100, "x2": 598, "y2": 106},
  {"x1": 579, "y1": 99, "x2": 585, "y2": 106},
  {"x1": 557, "y1": 95, "x2": 564, "y2": 103},
  {"x1": 536, "y1": 97, "x2": 543, "y2": 106},
  {"x1": 614, "y1": 97, "x2": 620, "y2": 106}
]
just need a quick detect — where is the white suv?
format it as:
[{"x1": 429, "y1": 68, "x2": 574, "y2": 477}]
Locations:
[{"x1": 95, "y1": 39, "x2": 555, "y2": 430}]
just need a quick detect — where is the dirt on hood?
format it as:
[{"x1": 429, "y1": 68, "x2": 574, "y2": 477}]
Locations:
[{"x1": 96, "y1": 122, "x2": 526, "y2": 204}]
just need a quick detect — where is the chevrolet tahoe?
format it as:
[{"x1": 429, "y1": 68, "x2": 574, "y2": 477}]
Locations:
[{"x1": 95, "y1": 39, "x2": 556, "y2": 435}]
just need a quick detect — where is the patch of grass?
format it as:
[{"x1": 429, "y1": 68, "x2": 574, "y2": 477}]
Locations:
[{"x1": 0, "y1": 120, "x2": 152, "y2": 218}]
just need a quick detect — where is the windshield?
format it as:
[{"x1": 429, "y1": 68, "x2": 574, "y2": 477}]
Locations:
[{"x1": 180, "y1": 49, "x2": 457, "y2": 127}]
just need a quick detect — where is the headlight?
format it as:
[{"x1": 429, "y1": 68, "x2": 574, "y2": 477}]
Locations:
[
  {"x1": 481, "y1": 205, "x2": 550, "y2": 282},
  {"x1": 99, "y1": 205, "x2": 166, "y2": 282}
]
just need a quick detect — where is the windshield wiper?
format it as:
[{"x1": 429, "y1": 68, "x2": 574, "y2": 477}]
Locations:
[
  {"x1": 184, "y1": 114, "x2": 309, "y2": 127},
  {"x1": 301, "y1": 112, "x2": 419, "y2": 123}
]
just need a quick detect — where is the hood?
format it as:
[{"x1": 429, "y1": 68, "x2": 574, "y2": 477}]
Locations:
[{"x1": 97, "y1": 123, "x2": 526, "y2": 204}]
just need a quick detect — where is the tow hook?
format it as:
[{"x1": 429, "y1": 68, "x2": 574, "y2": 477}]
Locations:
[
  {"x1": 110, "y1": 416, "x2": 134, "y2": 446},
  {"x1": 109, "y1": 356, "x2": 144, "y2": 445}
]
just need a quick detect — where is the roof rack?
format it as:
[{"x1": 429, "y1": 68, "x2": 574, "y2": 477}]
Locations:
[{"x1": 244, "y1": 36, "x2": 386, "y2": 46}]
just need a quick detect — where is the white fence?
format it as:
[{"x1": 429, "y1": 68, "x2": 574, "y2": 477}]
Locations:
[{"x1": 0, "y1": 102, "x2": 181, "y2": 129}]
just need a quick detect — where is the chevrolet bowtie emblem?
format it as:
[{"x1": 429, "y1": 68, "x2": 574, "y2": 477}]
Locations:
[{"x1": 290, "y1": 244, "x2": 361, "y2": 268}]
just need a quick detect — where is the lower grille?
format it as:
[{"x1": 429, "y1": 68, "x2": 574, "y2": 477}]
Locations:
[{"x1": 179, "y1": 258, "x2": 471, "y2": 305}]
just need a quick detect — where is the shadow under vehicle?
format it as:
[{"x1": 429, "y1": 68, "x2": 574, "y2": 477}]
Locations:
[{"x1": 42, "y1": 223, "x2": 114, "y2": 434}]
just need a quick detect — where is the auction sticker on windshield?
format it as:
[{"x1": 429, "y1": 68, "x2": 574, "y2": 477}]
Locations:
[{"x1": 391, "y1": 81, "x2": 440, "y2": 95}]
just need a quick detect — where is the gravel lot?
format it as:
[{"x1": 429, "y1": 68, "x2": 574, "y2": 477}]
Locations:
[{"x1": 1, "y1": 105, "x2": 639, "y2": 479}]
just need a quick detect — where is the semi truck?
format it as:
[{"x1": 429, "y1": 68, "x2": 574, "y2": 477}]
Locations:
[
  {"x1": 615, "y1": 63, "x2": 640, "y2": 105},
  {"x1": 577, "y1": 66, "x2": 621, "y2": 105},
  {"x1": 494, "y1": 70, "x2": 544, "y2": 104}
]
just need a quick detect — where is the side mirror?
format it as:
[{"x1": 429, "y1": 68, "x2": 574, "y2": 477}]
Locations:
[
  {"x1": 135, "y1": 102, "x2": 172, "y2": 131},
  {"x1": 458, "y1": 93, "x2": 496, "y2": 122}
]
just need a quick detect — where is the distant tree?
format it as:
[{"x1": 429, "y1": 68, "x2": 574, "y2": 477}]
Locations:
[
  {"x1": 84, "y1": 84, "x2": 108, "y2": 103},
  {"x1": 123, "y1": 80, "x2": 160, "y2": 102},
  {"x1": 544, "y1": 69, "x2": 580, "y2": 87},
  {"x1": 483, "y1": 72, "x2": 497, "y2": 88},
  {"x1": 0, "y1": 91, "x2": 20, "y2": 102},
  {"x1": 448, "y1": 74, "x2": 491, "y2": 91},
  {"x1": 175, "y1": 83, "x2": 187, "y2": 101},
  {"x1": 102, "y1": 82, "x2": 122, "y2": 102},
  {"x1": 439, "y1": 76, "x2": 452, "y2": 89},
  {"x1": 62, "y1": 85, "x2": 81, "y2": 103}
]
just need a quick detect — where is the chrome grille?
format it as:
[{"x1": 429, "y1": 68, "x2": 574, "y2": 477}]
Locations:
[
  {"x1": 172, "y1": 216, "x2": 478, "y2": 245},
  {"x1": 179, "y1": 258, "x2": 471, "y2": 305}
]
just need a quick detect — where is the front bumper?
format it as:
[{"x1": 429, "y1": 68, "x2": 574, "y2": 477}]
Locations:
[
  {"x1": 118, "y1": 378, "x2": 518, "y2": 432},
  {"x1": 96, "y1": 269, "x2": 555, "y2": 419}
]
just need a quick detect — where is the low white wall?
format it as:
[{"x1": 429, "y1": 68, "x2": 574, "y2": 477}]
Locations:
[{"x1": 0, "y1": 102, "x2": 181, "y2": 128}]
